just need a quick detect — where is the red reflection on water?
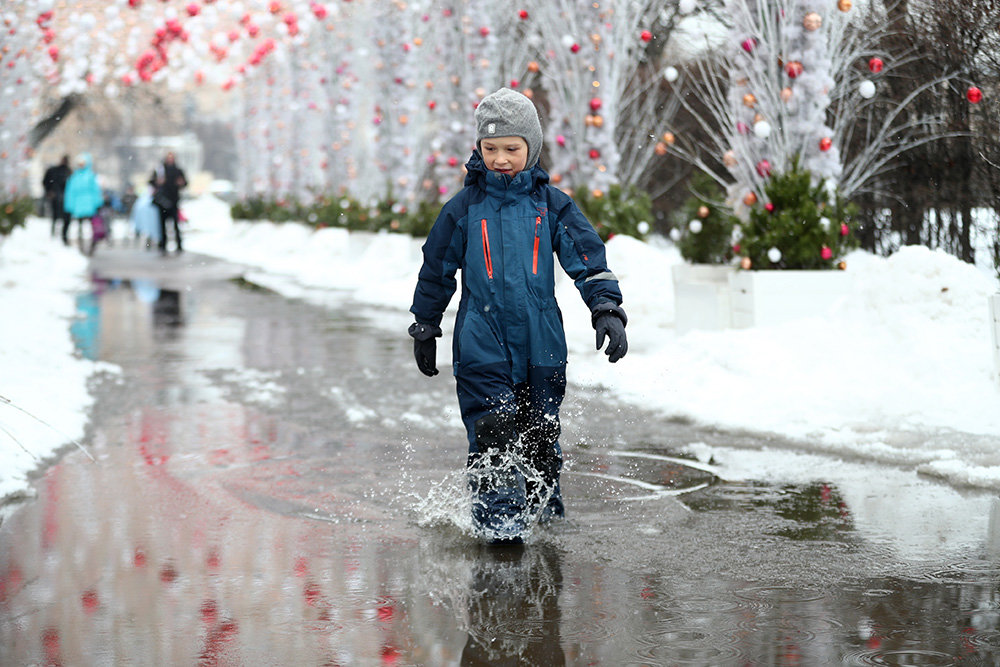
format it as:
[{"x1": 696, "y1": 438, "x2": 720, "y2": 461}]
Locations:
[
  {"x1": 42, "y1": 627, "x2": 62, "y2": 666},
  {"x1": 81, "y1": 589, "x2": 99, "y2": 614}
]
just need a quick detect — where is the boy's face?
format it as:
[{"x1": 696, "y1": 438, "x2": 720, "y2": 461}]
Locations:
[{"x1": 481, "y1": 136, "x2": 529, "y2": 176}]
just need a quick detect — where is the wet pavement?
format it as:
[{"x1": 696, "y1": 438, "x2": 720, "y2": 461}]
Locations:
[{"x1": 3, "y1": 245, "x2": 1000, "y2": 666}]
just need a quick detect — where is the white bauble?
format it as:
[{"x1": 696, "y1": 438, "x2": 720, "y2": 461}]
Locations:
[
  {"x1": 688, "y1": 219, "x2": 703, "y2": 234},
  {"x1": 753, "y1": 120, "x2": 772, "y2": 138},
  {"x1": 679, "y1": 0, "x2": 698, "y2": 14},
  {"x1": 669, "y1": 228, "x2": 682, "y2": 242},
  {"x1": 819, "y1": 216, "x2": 831, "y2": 231},
  {"x1": 637, "y1": 221, "x2": 650, "y2": 235},
  {"x1": 767, "y1": 247, "x2": 782, "y2": 263},
  {"x1": 663, "y1": 66, "x2": 679, "y2": 83},
  {"x1": 859, "y1": 80, "x2": 876, "y2": 99}
]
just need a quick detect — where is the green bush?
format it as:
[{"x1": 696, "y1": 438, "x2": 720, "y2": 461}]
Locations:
[
  {"x1": 1, "y1": 196, "x2": 33, "y2": 237},
  {"x1": 737, "y1": 159, "x2": 858, "y2": 270},
  {"x1": 674, "y1": 173, "x2": 738, "y2": 264},
  {"x1": 232, "y1": 194, "x2": 444, "y2": 237},
  {"x1": 572, "y1": 184, "x2": 652, "y2": 242}
]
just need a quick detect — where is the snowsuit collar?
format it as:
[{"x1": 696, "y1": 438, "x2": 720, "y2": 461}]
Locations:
[{"x1": 464, "y1": 150, "x2": 549, "y2": 198}]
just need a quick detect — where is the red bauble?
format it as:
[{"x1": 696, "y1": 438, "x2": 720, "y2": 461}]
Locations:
[
  {"x1": 765, "y1": 202, "x2": 775, "y2": 213},
  {"x1": 589, "y1": 148, "x2": 601, "y2": 159},
  {"x1": 589, "y1": 97, "x2": 602, "y2": 112},
  {"x1": 570, "y1": 43, "x2": 581, "y2": 53},
  {"x1": 967, "y1": 86, "x2": 983, "y2": 104},
  {"x1": 186, "y1": 3, "x2": 200, "y2": 17},
  {"x1": 840, "y1": 223, "x2": 849, "y2": 236},
  {"x1": 518, "y1": 9, "x2": 528, "y2": 19},
  {"x1": 479, "y1": 26, "x2": 490, "y2": 37},
  {"x1": 821, "y1": 246, "x2": 833, "y2": 260},
  {"x1": 819, "y1": 137, "x2": 833, "y2": 152},
  {"x1": 868, "y1": 57, "x2": 883, "y2": 73},
  {"x1": 785, "y1": 61, "x2": 803, "y2": 78},
  {"x1": 756, "y1": 159, "x2": 772, "y2": 177},
  {"x1": 640, "y1": 30, "x2": 652, "y2": 42}
]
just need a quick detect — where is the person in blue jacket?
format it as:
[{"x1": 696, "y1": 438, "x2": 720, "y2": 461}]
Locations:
[
  {"x1": 408, "y1": 87, "x2": 628, "y2": 544},
  {"x1": 63, "y1": 153, "x2": 104, "y2": 247}
]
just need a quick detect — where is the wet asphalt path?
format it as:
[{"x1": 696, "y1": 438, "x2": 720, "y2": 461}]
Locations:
[{"x1": 2, "y1": 245, "x2": 1000, "y2": 666}]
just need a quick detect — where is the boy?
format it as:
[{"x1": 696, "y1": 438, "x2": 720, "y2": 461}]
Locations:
[{"x1": 408, "y1": 87, "x2": 628, "y2": 544}]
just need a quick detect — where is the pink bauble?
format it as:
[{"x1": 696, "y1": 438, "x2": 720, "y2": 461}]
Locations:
[
  {"x1": 590, "y1": 97, "x2": 602, "y2": 112},
  {"x1": 821, "y1": 246, "x2": 833, "y2": 260},
  {"x1": 756, "y1": 159, "x2": 772, "y2": 177}
]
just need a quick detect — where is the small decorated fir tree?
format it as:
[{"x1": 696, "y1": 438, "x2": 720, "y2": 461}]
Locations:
[
  {"x1": 673, "y1": 173, "x2": 737, "y2": 265},
  {"x1": 737, "y1": 159, "x2": 857, "y2": 270}
]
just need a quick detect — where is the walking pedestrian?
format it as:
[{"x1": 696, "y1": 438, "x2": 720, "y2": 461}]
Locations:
[
  {"x1": 408, "y1": 87, "x2": 628, "y2": 545},
  {"x1": 42, "y1": 155, "x2": 71, "y2": 238},
  {"x1": 63, "y1": 153, "x2": 104, "y2": 249},
  {"x1": 150, "y1": 152, "x2": 187, "y2": 255}
]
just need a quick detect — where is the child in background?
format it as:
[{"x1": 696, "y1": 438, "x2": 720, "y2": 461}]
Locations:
[{"x1": 408, "y1": 87, "x2": 628, "y2": 544}]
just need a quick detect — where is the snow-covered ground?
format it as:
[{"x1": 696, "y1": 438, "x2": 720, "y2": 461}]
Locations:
[{"x1": 2, "y1": 194, "x2": 999, "y2": 502}]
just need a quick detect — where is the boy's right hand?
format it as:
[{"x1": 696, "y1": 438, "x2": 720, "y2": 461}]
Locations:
[{"x1": 408, "y1": 322, "x2": 442, "y2": 377}]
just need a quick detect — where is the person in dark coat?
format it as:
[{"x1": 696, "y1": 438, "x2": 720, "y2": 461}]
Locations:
[
  {"x1": 408, "y1": 88, "x2": 628, "y2": 545},
  {"x1": 150, "y1": 152, "x2": 188, "y2": 255},
  {"x1": 42, "y1": 155, "x2": 71, "y2": 238}
]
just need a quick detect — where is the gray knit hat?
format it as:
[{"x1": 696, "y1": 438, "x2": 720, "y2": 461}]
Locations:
[{"x1": 475, "y1": 87, "x2": 543, "y2": 169}]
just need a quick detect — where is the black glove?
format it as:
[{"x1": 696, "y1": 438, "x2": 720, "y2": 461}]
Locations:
[
  {"x1": 408, "y1": 322, "x2": 442, "y2": 376},
  {"x1": 591, "y1": 302, "x2": 628, "y2": 363}
]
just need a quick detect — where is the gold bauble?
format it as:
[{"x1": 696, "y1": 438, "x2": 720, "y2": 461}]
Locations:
[
  {"x1": 838, "y1": 0, "x2": 852, "y2": 10},
  {"x1": 742, "y1": 93, "x2": 757, "y2": 108},
  {"x1": 740, "y1": 257, "x2": 753, "y2": 270},
  {"x1": 592, "y1": 188, "x2": 604, "y2": 199},
  {"x1": 780, "y1": 87, "x2": 793, "y2": 102},
  {"x1": 723, "y1": 150, "x2": 737, "y2": 168},
  {"x1": 697, "y1": 205, "x2": 710, "y2": 219},
  {"x1": 654, "y1": 142, "x2": 668, "y2": 156},
  {"x1": 592, "y1": 115, "x2": 604, "y2": 128},
  {"x1": 742, "y1": 191, "x2": 758, "y2": 206},
  {"x1": 838, "y1": 261, "x2": 847, "y2": 270},
  {"x1": 803, "y1": 12, "x2": 822, "y2": 31},
  {"x1": 662, "y1": 132, "x2": 676, "y2": 145}
]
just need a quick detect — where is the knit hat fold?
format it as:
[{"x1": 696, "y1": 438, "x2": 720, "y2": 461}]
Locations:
[{"x1": 475, "y1": 87, "x2": 543, "y2": 169}]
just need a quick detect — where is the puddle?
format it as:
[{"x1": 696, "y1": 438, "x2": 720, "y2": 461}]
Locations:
[{"x1": 3, "y1": 257, "x2": 1000, "y2": 665}]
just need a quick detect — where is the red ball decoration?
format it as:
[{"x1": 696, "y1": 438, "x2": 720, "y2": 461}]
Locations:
[
  {"x1": 819, "y1": 137, "x2": 833, "y2": 152},
  {"x1": 967, "y1": 86, "x2": 983, "y2": 104},
  {"x1": 518, "y1": 9, "x2": 529, "y2": 19},
  {"x1": 589, "y1": 97, "x2": 602, "y2": 112},
  {"x1": 785, "y1": 61, "x2": 804, "y2": 78},
  {"x1": 755, "y1": 159, "x2": 772, "y2": 177},
  {"x1": 765, "y1": 202, "x2": 775, "y2": 213},
  {"x1": 741, "y1": 38, "x2": 757, "y2": 53},
  {"x1": 821, "y1": 246, "x2": 833, "y2": 260},
  {"x1": 868, "y1": 57, "x2": 884, "y2": 73},
  {"x1": 479, "y1": 26, "x2": 490, "y2": 37},
  {"x1": 640, "y1": 30, "x2": 653, "y2": 42},
  {"x1": 186, "y1": 3, "x2": 200, "y2": 17},
  {"x1": 589, "y1": 148, "x2": 601, "y2": 160},
  {"x1": 840, "y1": 223, "x2": 849, "y2": 236},
  {"x1": 570, "y1": 43, "x2": 581, "y2": 53}
]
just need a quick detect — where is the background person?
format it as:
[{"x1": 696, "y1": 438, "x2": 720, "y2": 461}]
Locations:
[
  {"x1": 150, "y1": 152, "x2": 188, "y2": 255},
  {"x1": 42, "y1": 155, "x2": 71, "y2": 238},
  {"x1": 63, "y1": 153, "x2": 104, "y2": 248}
]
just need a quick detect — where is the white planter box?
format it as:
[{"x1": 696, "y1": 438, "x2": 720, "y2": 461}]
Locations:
[
  {"x1": 729, "y1": 270, "x2": 851, "y2": 329},
  {"x1": 990, "y1": 294, "x2": 1000, "y2": 379},
  {"x1": 672, "y1": 264, "x2": 735, "y2": 333}
]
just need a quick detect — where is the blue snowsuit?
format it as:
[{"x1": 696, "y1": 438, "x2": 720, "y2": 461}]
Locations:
[{"x1": 410, "y1": 151, "x2": 623, "y2": 532}]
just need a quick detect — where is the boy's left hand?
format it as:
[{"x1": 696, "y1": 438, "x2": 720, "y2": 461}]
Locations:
[{"x1": 591, "y1": 302, "x2": 628, "y2": 363}]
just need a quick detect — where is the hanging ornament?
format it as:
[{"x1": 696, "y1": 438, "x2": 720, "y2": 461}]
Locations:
[
  {"x1": 742, "y1": 93, "x2": 757, "y2": 108},
  {"x1": 741, "y1": 38, "x2": 757, "y2": 53},
  {"x1": 765, "y1": 202, "x2": 775, "y2": 213},
  {"x1": 662, "y1": 132, "x2": 676, "y2": 145},
  {"x1": 838, "y1": 0, "x2": 852, "y2": 10},
  {"x1": 519, "y1": 9, "x2": 529, "y2": 19},
  {"x1": 968, "y1": 86, "x2": 983, "y2": 103},
  {"x1": 740, "y1": 256, "x2": 753, "y2": 270},
  {"x1": 590, "y1": 97, "x2": 602, "y2": 112},
  {"x1": 743, "y1": 191, "x2": 758, "y2": 206},
  {"x1": 737, "y1": 121, "x2": 750, "y2": 135},
  {"x1": 868, "y1": 57, "x2": 884, "y2": 73},
  {"x1": 785, "y1": 61, "x2": 804, "y2": 78},
  {"x1": 838, "y1": 261, "x2": 848, "y2": 270},
  {"x1": 592, "y1": 115, "x2": 604, "y2": 128},
  {"x1": 640, "y1": 30, "x2": 653, "y2": 42},
  {"x1": 688, "y1": 219, "x2": 703, "y2": 233},
  {"x1": 840, "y1": 223, "x2": 850, "y2": 236},
  {"x1": 723, "y1": 150, "x2": 737, "y2": 168},
  {"x1": 655, "y1": 142, "x2": 668, "y2": 156},
  {"x1": 859, "y1": 80, "x2": 876, "y2": 99},
  {"x1": 820, "y1": 217, "x2": 832, "y2": 231},
  {"x1": 753, "y1": 120, "x2": 772, "y2": 138},
  {"x1": 556, "y1": 135, "x2": 566, "y2": 146},
  {"x1": 589, "y1": 148, "x2": 601, "y2": 159},
  {"x1": 821, "y1": 246, "x2": 833, "y2": 260},
  {"x1": 679, "y1": 0, "x2": 697, "y2": 14},
  {"x1": 663, "y1": 66, "x2": 679, "y2": 82},
  {"x1": 767, "y1": 247, "x2": 782, "y2": 263},
  {"x1": 781, "y1": 87, "x2": 793, "y2": 102},
  {"x1": 528, "y1": 61, "x2": 539, "y2": 73},
  {"x1": 819, "y1": 136, "x2": 833, "y2": 151},
  {"x1": 802, "y1": 12, "x2": 822, "y2": 31},
  {"x1": 670, "y1": 228, "x2": 682, "y2": 242},
  {"x1": 697, "y1": 206, "x2": 710, "y2": 219},
  {"x1": 756, "y1": 159, "x2": 772, "y2": 177}
]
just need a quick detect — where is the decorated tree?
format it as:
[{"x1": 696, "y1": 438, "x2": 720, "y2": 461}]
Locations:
[{"x1": 664, "y1": 0, "x2": 963, "y2": 268}]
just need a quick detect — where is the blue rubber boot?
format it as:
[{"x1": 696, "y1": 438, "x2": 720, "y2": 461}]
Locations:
[{"x1": 468, "y1": 413, "x2": 528, "y2": 545}]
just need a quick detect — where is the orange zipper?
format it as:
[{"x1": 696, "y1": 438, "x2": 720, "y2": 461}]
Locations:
[
  {"x1": 481, "y1": 218, "x2": 493, "y2": 279},
  {"x1": 532, "y1": 216, "x2": 541, "y2": 275}
]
